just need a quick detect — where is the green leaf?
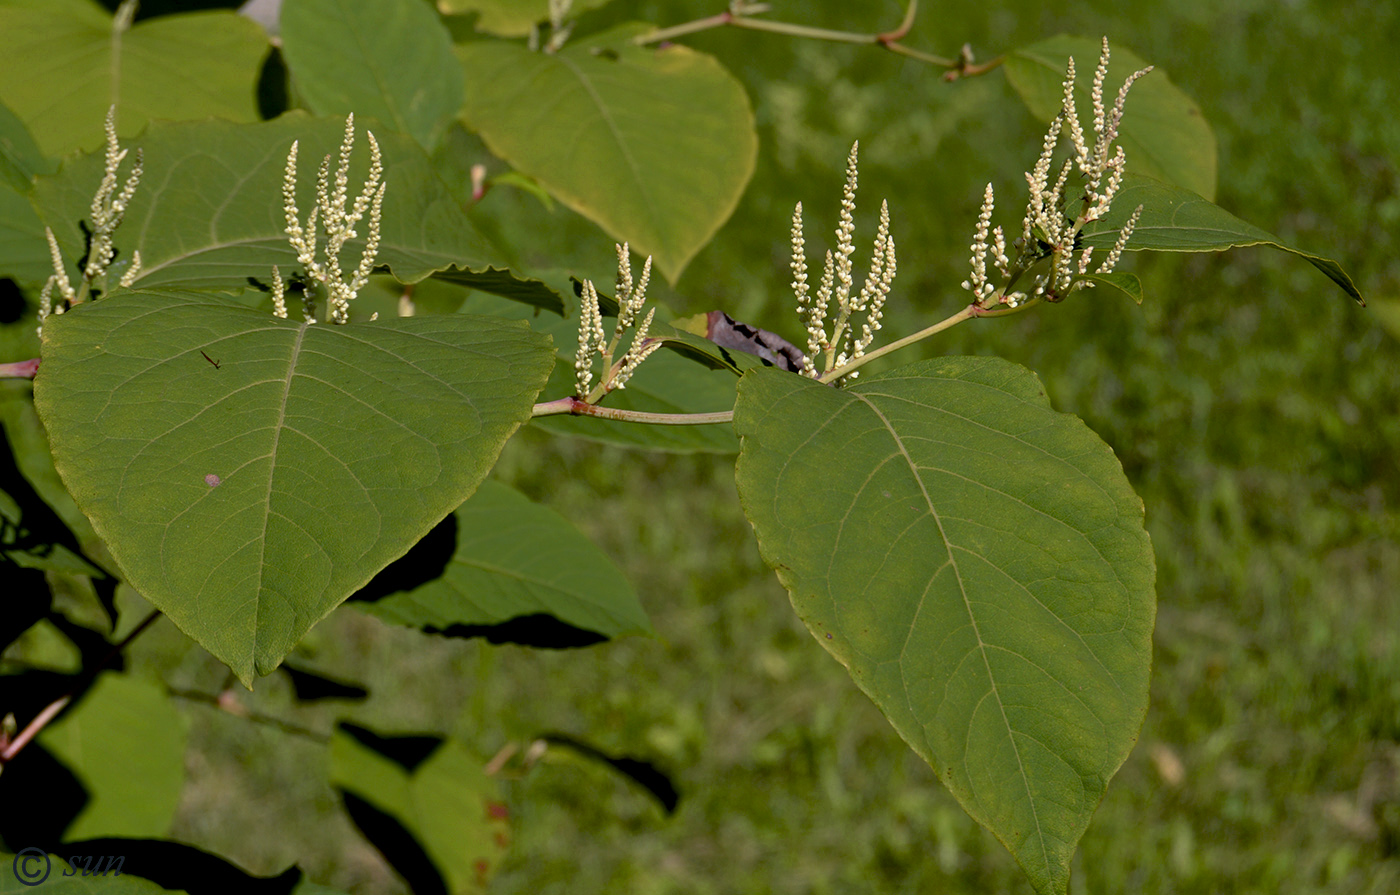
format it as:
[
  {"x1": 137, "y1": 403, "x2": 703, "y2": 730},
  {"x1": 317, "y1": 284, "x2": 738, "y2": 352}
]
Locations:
[
  {"x1": 1077, "y1": 271, "x2": 1144, "y2": 304},
  {"x1": 457, "y1": 25, "x2": 757, "y2": 282},
  {"x1": 38, "y1": 671, "x2": 188, "y2": 840},
  {"x1": 0, "y1": 180, "x2": 51, "y2": 286},
  {"x1": 431, "y1": 266, "x2": 566, "y2": 316},
  {"x1": 1083, "y1": 174, "x2": 1364, "y2": 304},
  {"x1": 31, "y1": 115, "x2": 517, "y2": 294},
  {"x1": 0, "y1": 855, "x2": 185, "y2": 893},
  {"x1": 0, "y1": 99, "x2": 53, "y2": 190},
  {"x1": 532, "y1": 352, "x2": 739, "y2": 453},
  {"x1": 440, "y1": 0, "x2": 618, "y2": 36},
  {"x1": 1004, "y1": 35, "x2": 1217, "y2": 201},
  {"x1": 280, "y1": 0, "x2": 463, "y2": 151},
  {"x1": 0, "y1": 0, "x2": 268, "y2": 158},
  {"x1": 0, "y1": 419, "x2": 104, "y2": 577},
  {"x1": 33, "y1": 291, "x2": 554, "y2": 684},
  {"x1": 733, "y1": 358, "x2": 1156, "y2": 895},
  {"x1": 329, "y1": 727, "x2": 509, "y2": 894},
  {"x1": 355, "y1": 479, "x2": 650, "y2": 638}
]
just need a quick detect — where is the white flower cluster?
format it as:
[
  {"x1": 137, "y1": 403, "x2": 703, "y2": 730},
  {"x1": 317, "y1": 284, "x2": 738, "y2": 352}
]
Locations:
[
  {"x1": 277, "y1": 114, "x2": 385, "y2": 324},
  {"x1": 574, "y1": 244, "x2": 663, "y2": 398},
  {"x1": 963, "y1": 38, "x2": 1147, "y2": 308},
  {"x1": 791, "y1": 141, "x2": 897, "y2": 379},
  {"x1": 37, "y1": 108, "x2": 143, "y2": 334}
]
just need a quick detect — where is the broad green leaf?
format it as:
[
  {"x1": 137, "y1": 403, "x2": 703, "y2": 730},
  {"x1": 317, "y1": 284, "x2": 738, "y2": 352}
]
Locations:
[
  {"x1": 1004, "y1": 35, "x2": 1217, "y2": 201},
  {"x1": 0, "y1": 384, "x2": 108, "y2": 565},
  {"x1": 281, "y1": 0, "x2": 463, "y2": 150},
  {"x1": 0, "y1": 180, "x2": 51, "y2": 286},
  {"x1": 0, "y1": 855, "x2": 185, "y2": 893},
  {"x1": 0, "y1": 430, "x2": 104, "y2": 576},
  {"x1": 441, "y1": 0, "x2": 618, "y2": 36},
  {"x1": 1078, "y1": 271, "x2": 1143, "y2": 304},
  {"x1": 0, "y1": 0, "x2": 268, "y2": 158},
  {"x1": 329, "y1": 728, "x2": 509, "y2": 894},
  {"x1": 1082, "y1": 174, "x2": 1364, "y2": 304},
  {"x1": 38, "y1": 672, "x2": 188, "y2": 840},
  {"x1": 355, "y1": 479, "x2": 650, "y2": 637},
  {"x1": 31, "y1": 115, "x2": 515, "y2": 294},
  {"x1": 457, "y1": 25, "x2": 757, "y2": 282},
  {"x1": 733, "y1": 358, "x2": 1156, "y2": 895},
  {"x1": 431, "y1": 266, "x2": 566, "y2": 316},
  {"x1": 33, "y1": 291, "x2": 554, "y2": 684},
  {"x1": 0, "y1": 99, "x2": 53, "y2": 190},
  {"x1": 531, "y1": 352, "x2": 739, "y2": 453}
]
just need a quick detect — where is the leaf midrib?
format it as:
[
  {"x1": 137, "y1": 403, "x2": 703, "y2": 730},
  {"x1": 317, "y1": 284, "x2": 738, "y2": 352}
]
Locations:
[{"x1": 852, "y1": 389, "x2": 1051, "y2": 877}]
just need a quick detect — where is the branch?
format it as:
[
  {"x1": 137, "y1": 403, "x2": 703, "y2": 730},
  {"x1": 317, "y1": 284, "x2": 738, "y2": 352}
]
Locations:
[
  {"x1": 533, "y1": 396, "x2": 734, "y2": 426},
  {"x1": 634, "y1": 1, "x2": 972, "y2": 72},
  {"x1": 0, "y1": 359, "x2": 40, "y2": 379}
]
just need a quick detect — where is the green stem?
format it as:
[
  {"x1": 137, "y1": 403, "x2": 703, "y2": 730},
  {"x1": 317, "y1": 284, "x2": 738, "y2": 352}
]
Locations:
[
  {"x1": 533, "y1": 396, "x2": 734, "y2": 426},
  {"x1": 633, "y1": 2, "x2": 956, "y2": 68},
  {"x1": 819, "y1": 303, "x2": 977, "y2": 383}
]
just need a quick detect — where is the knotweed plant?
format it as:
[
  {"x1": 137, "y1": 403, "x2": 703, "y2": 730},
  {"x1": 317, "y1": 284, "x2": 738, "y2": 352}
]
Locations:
[
  {"x1": 274, "y1": 114, "x2": 386, "y2": 324},
  {"x1": 964, "y1": 37, "x2": 1147, "y2": 309},
  {"x1": 36, "y1": 107, "x2": 143, "y2": 335},
  {"x1": 790, "y1": 141, "x2": 898, "y2": 381},
  {"x1": 574, "y1": 243, "x2": 664, "y2": 401}
]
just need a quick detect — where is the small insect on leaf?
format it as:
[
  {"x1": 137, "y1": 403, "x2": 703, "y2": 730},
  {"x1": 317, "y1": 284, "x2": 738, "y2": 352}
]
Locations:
[
  {"x1": 205, "y1": 474, "x2": 222, "y2": 487},
  {"x1": 201, "y1": 350, "x2": 220, "y2": 369}
]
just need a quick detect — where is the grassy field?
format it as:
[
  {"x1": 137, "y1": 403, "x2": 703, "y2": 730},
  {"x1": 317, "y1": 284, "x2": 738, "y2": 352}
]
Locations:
[{"x1": 104, "y1": 0, "x2": 1400, "y2": 892}]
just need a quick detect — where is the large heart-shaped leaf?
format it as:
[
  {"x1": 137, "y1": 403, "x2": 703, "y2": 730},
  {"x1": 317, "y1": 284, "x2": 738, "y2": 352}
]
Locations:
[
  {"x1": 355, "y1": 479, "x2": 651, "y2": 638},
  {"x1": 31, "y1": 116, "x2": 510, "y2": 294},
  {"x1": 734, "y1": 358, "x2": 1156, "y2": 895},
  {"x1": 34, "y1": 291, "x2": 554, "y2": 684},
  {"x1": 1004, "y1": 34, "x2": 1217, "y2": 200},
  {"x1": 457, "y1": 25, "x2": 757, "y2": 282},
  {"x1": 38, "y1": 671, "x2": 188, "y2": 841},
  {"x1": 280, "y1": 0, "x2": 463, "y2": 151},
  {"x1": 1083, "y1": 174, "x2": 1363, "y2": 304},
  {"x1": 0, "y1": 0, "x2": 268, "y2": 158}
]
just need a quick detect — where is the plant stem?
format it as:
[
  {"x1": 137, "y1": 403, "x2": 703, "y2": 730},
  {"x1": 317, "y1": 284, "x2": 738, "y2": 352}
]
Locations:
[
  {"x1": 0, "y1": 608, "x2": 162, "y2": 764},
  {"x1": 533, "y1": 396, "x2": 734, "y2": 426},
  {"x1": 0, "y1": 359, "x2": 40, "y2": 379},
  {"x1": 634, "y1": 2, "x2": 957, "y2": 70},
  {"x1": 820, "y1": 303, "x2": 977, "y2": 383}
]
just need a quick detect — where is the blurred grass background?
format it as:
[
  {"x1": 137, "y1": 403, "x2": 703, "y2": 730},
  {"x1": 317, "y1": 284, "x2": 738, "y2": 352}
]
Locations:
[{"x1": 108, "y1": 0, "x2": 1400, "y2": 892}]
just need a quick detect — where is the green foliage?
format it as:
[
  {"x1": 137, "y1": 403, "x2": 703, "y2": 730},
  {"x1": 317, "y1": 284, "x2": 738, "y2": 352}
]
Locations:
[
  {"x1": 735, "y1": 358, "x2": 1155, "y2": 894},
  {"x1": 355, "y1": 479, "x2": 651, "y2": 639},
  {"x1": 457, "y1": 24, "x2": 757, "y2": 281},
  {"x1": 34, "y1": 292, "x2": 553, "y2": 683},
  {"x1": 38, "y1": 672, "x2": 187, "y2": 840},
  {"x1": 1083, "y1": 174, "x2": 1364, "y2": 303},
  {"x1": 281, "y1": 0, "x2": 462, "y2": 150},
  {"x1": 328, "y1": 728, "x2": 509, "y2": 893},
  {"x1": 0, "y1": 0, "x2": 1381, "y2": 892},
  {"x1": 0, "y1": 0, "x2": 267, "y2": 158}
]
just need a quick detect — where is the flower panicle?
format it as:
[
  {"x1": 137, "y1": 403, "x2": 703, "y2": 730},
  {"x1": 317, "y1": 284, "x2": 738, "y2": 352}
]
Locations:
[
  {"x1": 277, "y1": 115, "x2": 386, "y2": 324},
  {"x1": 575, "y1": 245, "x2": 660, "y2": 399},
  {"x1": 964, "y1": 38, "x2": 1149, "y2": 310},
  {"x1": 37, "y1": 106, "x2": 145, "y2": 335},
  {"x1": 789, "y1": 142, "x2": 898, "y2": 380}
]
